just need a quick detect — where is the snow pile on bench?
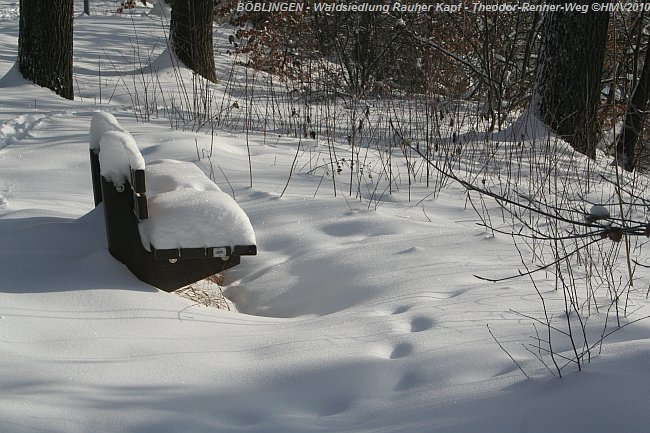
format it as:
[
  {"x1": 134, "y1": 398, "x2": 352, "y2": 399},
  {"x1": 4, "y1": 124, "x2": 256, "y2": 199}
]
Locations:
[
  {"x1": 98, "y1": 131, "x2": 145, "y2": 187},
  {"x1": 89, "y1": 111, "x2": 131, "y2": 151},
  {"x1": 138, "y1": 160, "x2": 256, "y2": 251}
]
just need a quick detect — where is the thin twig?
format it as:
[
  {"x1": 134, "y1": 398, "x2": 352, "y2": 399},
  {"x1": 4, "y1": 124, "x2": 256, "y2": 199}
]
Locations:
[{"x1": 487, "y1": 324, "x2": 529, "y2": 379}]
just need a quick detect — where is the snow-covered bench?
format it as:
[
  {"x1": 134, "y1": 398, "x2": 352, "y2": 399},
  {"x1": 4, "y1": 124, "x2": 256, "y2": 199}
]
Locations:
[{"x1": 89, "y1": 112, "x2": 256, "y2": 291}]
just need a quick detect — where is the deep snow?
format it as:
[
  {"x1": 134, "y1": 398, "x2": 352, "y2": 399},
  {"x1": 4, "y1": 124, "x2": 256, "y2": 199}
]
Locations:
[{"x1": 1, "y1": 2, "x2": 650, "y2": 433}]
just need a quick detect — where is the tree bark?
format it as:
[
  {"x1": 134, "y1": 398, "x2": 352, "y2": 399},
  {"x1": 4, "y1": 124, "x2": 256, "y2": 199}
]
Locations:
[
  {"x1": 532, "y1": 1, "x2": 609, "y2": 159},
  {"x1": 18, "y1": 0, "x2": 74, "y2": 100},
  {"x1": 170, "y1": 0, "x2": 217, "y2": 83},
  {"x1": 616, "y1": 20, "x2": 650, "y2": 172}
]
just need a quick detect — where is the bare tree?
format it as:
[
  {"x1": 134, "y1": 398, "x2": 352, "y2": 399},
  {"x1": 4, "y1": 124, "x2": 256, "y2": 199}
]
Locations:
[
  {"x1": 170, "y1": 0, "x2": 217, "y2": 83},
  {"x1": 532, "y1": 1, "x2": 609, "y2": 158},
  {"x1": 616, "y1": 13, "x2": 650, "y2": 171},
  {"x1": 18, "y1": 0, "x2": 74, "y2": 100}
]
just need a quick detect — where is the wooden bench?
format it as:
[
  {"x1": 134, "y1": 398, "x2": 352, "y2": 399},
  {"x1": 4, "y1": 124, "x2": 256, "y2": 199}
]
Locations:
[{"x1": 89, "y1": 112, "x2": 256, "y2": 292}]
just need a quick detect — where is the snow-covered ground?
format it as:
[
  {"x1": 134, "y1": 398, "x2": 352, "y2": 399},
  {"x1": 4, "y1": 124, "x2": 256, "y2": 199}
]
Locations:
[{"x1": 1, "y1": 2, "x2": 650, "y2": 432}]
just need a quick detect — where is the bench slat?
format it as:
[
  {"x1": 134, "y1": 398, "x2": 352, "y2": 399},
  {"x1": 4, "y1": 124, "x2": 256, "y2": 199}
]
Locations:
[
  {"x1": 182, "y1": 248, "x2": 208, "y2": 259},
  {"x1": 154, "y1": 248, "x2": 180, "y2": 260},
  {"x1": 131, "y1": 168, "x2": 146, "y2": 193},
  {"x1": 134, "y1": 193, "x2": 149, "y2": 220},
  {"x1": 150, "y1": 245, "x2": 256, "y2": 261},
  {"x1": 233, "y1": 245, "x2": 257, "y2": 256}
]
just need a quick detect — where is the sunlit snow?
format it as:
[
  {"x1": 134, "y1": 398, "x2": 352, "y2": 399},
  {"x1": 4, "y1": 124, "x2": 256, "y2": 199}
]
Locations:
[{"x1": 1, "y1": 2, "x2": 649, "y2": 433}]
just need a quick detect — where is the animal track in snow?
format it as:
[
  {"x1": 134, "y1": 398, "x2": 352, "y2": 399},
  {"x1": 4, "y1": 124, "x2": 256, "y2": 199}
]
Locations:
[
  {"x1": 392, "y1": 305, "x2": 411, "y2": 315},
  {"x1": 385, "y1": 307, "x2": 435, "y2": 336},
  {"x1": 0, "y1": 113, "x2": 50, "y2": 149},
  {"x1": 410, "y1": 316, "x2": 435, "y2": 333},
  {"x1": 389, "y1": 342, "x2": 413, "y2": 360}
]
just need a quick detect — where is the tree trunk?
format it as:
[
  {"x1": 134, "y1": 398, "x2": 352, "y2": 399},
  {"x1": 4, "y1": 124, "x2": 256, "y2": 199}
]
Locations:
[
  {"x1": 532, "y1": 1, "x2": 609, "y2": 159},
  {"x1": 616, "y1": 22, "x2": 650, "y2": 172},
  {"x1": 18, "y1": 0, "x2": 74, "y2": 100},
  {"x1": 170, "y1": 0, "x2": 217, "y2": 83},
  {"x1": 84, "y1": 0, "x2": 90, "y2": 15}
]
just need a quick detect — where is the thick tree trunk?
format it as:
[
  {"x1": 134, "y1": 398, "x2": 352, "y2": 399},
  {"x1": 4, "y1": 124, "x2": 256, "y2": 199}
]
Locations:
[
  {"x1": 170, "y1": 0, "x2": 217, "y2": 83},
  {"x1": 18, "y1": 0, "x2": 74, "y2": 100},
  {"x1": 616, "y1": 30, "x2": 650, "y2": 171},
  {"x1": 532, "y1": 2, "x2": 609, "y2": 159}
]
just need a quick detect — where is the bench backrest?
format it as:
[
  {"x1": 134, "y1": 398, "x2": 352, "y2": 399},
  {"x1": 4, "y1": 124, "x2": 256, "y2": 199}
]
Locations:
[{"x1": 89, "y1": 113, "x2": 148, "y2": 220}]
